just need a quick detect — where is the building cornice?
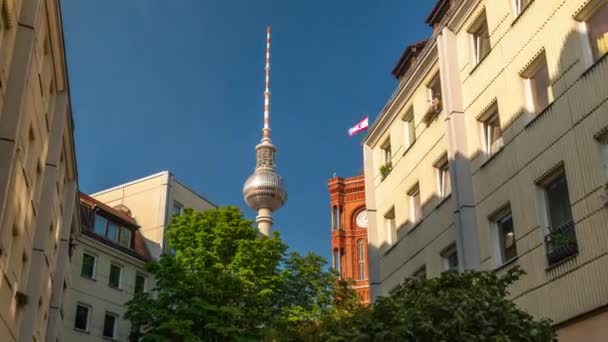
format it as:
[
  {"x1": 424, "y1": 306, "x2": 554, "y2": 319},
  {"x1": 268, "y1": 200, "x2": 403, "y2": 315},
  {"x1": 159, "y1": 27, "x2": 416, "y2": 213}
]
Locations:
[{"x1": 364, "y1": 40, "x2": 439, "y2": 147}]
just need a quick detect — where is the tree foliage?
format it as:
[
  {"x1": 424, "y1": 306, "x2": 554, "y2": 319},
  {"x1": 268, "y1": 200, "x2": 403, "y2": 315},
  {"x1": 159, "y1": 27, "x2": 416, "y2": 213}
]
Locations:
[
  {"x1": 296, "y1": 268, "x2": 555, "y2": 342},
  {"x1": 125, "y1": 207, "x2": 360, "y2": 341}
]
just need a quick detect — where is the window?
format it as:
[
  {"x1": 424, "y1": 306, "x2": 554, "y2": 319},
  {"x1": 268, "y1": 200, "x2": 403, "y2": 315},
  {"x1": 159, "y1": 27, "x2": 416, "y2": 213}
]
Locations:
[
  {"x1": 513, "y1": 0, "x2": 532, "y2": 17},
  {"x1": 80, "y1": 253, "x2": 96, "y2": 279},
  {"x1": 479, "y1": 104, "x2": 503, "y2": 156},
  {"x1": 107, "y1": 222, "x2": 119, "y2": 242},
  {"x1": 587, "y1": 2, "x2": 608, "y2": 61},
  {"x1": 332, "y1": 249, "x2": 341, "y2": 275},
  {"x1": 408, "y1": 184, "x2": 422, "y2": 224},
  {"x1": 358, "y1": 240, "x2": 366, "y2": 280},
  {"x1": 435, "y1": 155, "x2": 451, "y2": 199},
  {"x1": 544, "y1": 173, "x2": 574, "y2": 230},
  {"x1": 522, "y1": 53, "x2": 552, "y2": 114},
  {"x1": 74, "y1": 304, "x2": 90, "y2": 331},
  {"x1": 332, "y1": 206, "x2": 341, "y2": 230},
  {"x1": 540, "y1": 170, "x2": 578, "y2": 265},
  {"x1": 172, "y1": 201, "x2": 183, "y2": 217},
  {"x1": 601, "y1": 134, "x2": 608, "y2": 179},
  {"x1": 381, "y1": 138, "x2": 392, "y2": 164},
  {"x1": 491, "y1": 207, "x2": 517, "y2": 265},
  {"x1": 94, "y1": 214, "x2": 107, "y2": 236},
  {"x1": 427, "y1": 73, "x2": 442, "y2": 113},
  {"x1": 109, "y1": 264, "x2": 122, "y2": 289},
  {"x1": 118, "y1": 227, "x2": 132, "y2": 248},
  {"x1": 384, "y1": 208, "x2": 396, "y2": 245},
  {"x1": 403, "y1": 108, "x2": 416, "y2": 149},
  {"x1": 135, "y1": 273, "x2": 146, "y2": 294},
  {"x1": 103, "y1": 312, "x2": 118, "y2": 339},
  {"x1": 413, "y1": 266, "x2": 427, "y2": 279},
  {"x1": 469, "y1": 12, "x2": 491, "y2": 65},
  {"x1": 442, "y1": 245, "x2": 458, "y2": 271}
]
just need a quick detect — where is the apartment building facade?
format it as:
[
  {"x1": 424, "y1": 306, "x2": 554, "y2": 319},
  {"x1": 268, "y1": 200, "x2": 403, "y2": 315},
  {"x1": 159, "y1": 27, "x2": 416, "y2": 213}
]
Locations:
[
  {"x1": 63, "y1": 194, "x2": 151, "y2": 342},
  {"x1": 91, "y1": 171, "x2": 216, "y2": 259},
  {"x1": 328, "y1": 175, "x2": 371, "y2": 303},
  {"x1": 364, "y1": 0, "x2": 608, "y2": 340},
  {"x1": 0, "y1": 1, "x2": 79, "y2": 341}
]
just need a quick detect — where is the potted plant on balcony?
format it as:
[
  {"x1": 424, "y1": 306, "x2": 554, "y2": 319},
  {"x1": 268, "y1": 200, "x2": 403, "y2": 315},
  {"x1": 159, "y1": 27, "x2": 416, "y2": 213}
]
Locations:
[
  {"x1": 380, "y1": 162, "x2": 393, "y2": 180},
  {"x1": 546, "y1": 224, "x2": 578, "y2": 265},
  {"x1": 423, "y1": 97, "x2": 442, "y2": 124}
]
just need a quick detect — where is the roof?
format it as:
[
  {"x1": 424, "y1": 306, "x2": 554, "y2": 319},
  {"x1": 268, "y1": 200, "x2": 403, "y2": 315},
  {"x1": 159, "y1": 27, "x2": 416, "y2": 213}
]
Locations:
[
  {"x1": 79, "y1": 193, "x2": 152, "y2": 262},
  {"x1": 391, "y1": 40, "x2": 429, "y2": 79},
  {"x1": 425, "y1": 0, "x2": 451, "y2": 27}
]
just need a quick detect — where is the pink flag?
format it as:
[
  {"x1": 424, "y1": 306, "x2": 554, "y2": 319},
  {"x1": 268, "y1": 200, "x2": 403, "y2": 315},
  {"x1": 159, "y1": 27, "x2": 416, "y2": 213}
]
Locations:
[{"x1": 348, "y1": 116, "x2": 369, "y2": 136}]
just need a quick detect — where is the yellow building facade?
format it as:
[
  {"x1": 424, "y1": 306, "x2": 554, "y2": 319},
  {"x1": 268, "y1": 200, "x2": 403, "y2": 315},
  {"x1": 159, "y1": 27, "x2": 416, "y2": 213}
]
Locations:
[
  {"x1": 364, "y1": 0, "x2": 608, "y2": 340},
  {"x1": 0, "y1": 1, "x2": 79, "y2": 341}
]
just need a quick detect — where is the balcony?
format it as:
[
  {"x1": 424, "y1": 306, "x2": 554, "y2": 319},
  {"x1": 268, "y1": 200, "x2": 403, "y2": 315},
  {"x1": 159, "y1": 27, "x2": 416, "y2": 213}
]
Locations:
[
  {"x1": 423, "y1": 97, "x2": 442, "y2": 124},
  {"x1": 544, "y1": 220, "x2": 578, "y2": 266}
]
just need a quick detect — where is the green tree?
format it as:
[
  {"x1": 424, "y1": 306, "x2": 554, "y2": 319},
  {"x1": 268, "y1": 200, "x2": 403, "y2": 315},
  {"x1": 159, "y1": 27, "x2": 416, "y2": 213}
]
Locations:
[
  {"x1": 125, "y1": 207, "x2": 359, "y2": 341},
  {"x1": 298, "y1": 268, "x2": 554, "y2": 342}
]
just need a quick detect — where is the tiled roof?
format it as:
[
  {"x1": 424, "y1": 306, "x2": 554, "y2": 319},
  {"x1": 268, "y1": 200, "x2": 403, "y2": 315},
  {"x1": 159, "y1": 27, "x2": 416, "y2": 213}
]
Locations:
[
  {"x1": 391, "y1": 40, "x2": 429, "y2": 79},
  {"x1": 79, "y1": 193, "x2": 152, "y2": 262}
]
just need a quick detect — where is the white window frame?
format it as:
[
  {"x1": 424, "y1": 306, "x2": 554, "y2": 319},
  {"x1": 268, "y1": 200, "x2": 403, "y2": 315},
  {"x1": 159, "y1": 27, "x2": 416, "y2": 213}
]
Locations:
[
  {"x1": 427, "y1": 73, "x2": 442, "y2": 107},
  {"x1": 575, "y1": 0, "x2": 608, "y2": 65},
  {"x1": 490, "y1": 206, "x2": 517, "y2": 267},
  {"x1": 442, "y1": 245, "x2": 459, "y2": 271},
  {"x1": 403, "y1": 108, "x2": 416, "y2": 149},
  {"x1": 408, "y1": 184, "x2": 422, "y2": 225},
  {"x1": 541, "y1": 171, "x2": 573, "y2": 231},
  {"x1": 332, "y1": 249, "x2": 341, "y2": 275},
  {"x1": 434, "y1": 154, "x2": 451, "y2": 200},
  {"x1": 74, "y1": 303, "x2": 91, "y2": 332},
  {"x1": 358, "y1": 240, "x2": 366, "y2": 280},
  {"x1": 521, "y1": 52, "x2": 553, "y2": 115},
  {"x1": 381, "y1": 138, "x2": 392, "y2": 165},
  {"x1": 172, "y1": 201, "x2": 183, "y2": 217},
  {"x1": 478, "y1": 103, "x2": 503, "y2": 157},
  {"x1": 80, "y1": 252, "x2": 97, "y2": 279},
  {"x1": 385, "y1": 208, "x2": 396, "y2": 245},
  {"x1": 103, "y1": 312, "x2": 118, "y2": 339},
  {"x1": 108, "y1": 264, "x2": 123, "y2": 289},
  {"x1": 469, "y1": 11, "x2": 491, "y2": 66},
  {"x1": 135, "y1": 273, "x2": 147, "y2": 294},
  {"x1": 513, "y1": 0, "x2": 532, "y2": 17}
]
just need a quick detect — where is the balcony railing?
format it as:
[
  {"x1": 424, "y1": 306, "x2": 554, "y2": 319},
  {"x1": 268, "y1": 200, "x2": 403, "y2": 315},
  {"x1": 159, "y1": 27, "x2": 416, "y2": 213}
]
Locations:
[{"x1": 544, "y1": 220, "x2": 578, "y2": 266}]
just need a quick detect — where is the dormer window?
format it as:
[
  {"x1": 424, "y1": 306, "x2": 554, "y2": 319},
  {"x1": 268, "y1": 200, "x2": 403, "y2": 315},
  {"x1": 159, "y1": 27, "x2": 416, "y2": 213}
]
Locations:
[{"x1": 93, "y1": 213, "x2": 133, "y2": 249}]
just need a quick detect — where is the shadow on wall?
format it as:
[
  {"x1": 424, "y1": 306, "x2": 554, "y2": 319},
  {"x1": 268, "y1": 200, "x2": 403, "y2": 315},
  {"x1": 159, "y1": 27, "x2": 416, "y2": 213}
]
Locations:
[{"x1": 368, "y1": 26, "x2": 608, "y2": 305}]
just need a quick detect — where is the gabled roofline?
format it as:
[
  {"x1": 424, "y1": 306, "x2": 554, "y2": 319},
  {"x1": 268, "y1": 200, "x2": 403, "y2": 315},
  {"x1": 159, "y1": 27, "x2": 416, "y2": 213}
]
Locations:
[{"x1": 90, "y1": 171, "x2": 170, "y2": 197}]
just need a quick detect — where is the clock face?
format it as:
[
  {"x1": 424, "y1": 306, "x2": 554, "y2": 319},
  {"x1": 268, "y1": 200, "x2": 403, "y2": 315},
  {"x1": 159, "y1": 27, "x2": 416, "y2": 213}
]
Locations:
[{"x1": 355, "y1": 210, "x2": 368, "y2": 228}]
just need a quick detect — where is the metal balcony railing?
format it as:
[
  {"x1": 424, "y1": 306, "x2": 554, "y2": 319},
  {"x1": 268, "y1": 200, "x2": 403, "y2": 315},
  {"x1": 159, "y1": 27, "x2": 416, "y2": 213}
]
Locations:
[{"x1": 544, "y1": 220, "x2": 578, "y2": 266}]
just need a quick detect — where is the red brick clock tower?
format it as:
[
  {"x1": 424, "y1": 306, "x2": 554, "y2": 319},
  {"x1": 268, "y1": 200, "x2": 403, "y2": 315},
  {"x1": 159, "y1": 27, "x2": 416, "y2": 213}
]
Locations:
[{"x1": 328, "y1": 174, "x2": 370, "y2": 303}]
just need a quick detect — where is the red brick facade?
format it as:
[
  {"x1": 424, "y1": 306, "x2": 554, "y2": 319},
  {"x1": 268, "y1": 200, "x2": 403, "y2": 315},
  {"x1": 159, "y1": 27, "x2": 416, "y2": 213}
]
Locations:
[{"x1": 328, "y1": 175, "x2": 370, "y2": 303}]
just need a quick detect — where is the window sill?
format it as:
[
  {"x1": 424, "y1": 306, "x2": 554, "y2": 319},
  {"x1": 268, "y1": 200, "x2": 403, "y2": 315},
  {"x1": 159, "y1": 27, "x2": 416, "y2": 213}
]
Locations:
[
  {"x1": 582, "y1": 52, "x2": 608, "y2": 78},
  {"x1": 74, "y1": 328, "x2": 90, "y2": 334},
  {"x1": 436, "y1": 193, "x2": 452, "y2": 209},
  {"x1": 109, "y1": 286, "x2": 122, "y2": 291},
  {"x1": 524, "y1": 101, "x2": 555, "y2": 129},
  {"x1": 493, "y1": 256, "x2": 519, "y2": 272},
  {"x1": 402, "y1": 141, "x2": 416, "y2": 156},
  {"x1": 511, "y1": 1, "x2": 534, "y2": 27},
  {"x1": 479, "y1": 146, "x2": 505, "y2": 169},
  {"x1": 103, "y1": 337, "x2": 117, "y2": 342},
  {"x1": 80, "y1": 275, "x2": 96, "y2": 281},
  {"x1": 469, "y1": 52, "x2": 490, "y2": 75},
  {"x1": 406, "y1": 219, "x2": 425, "y2": 235},
  {"x1": 546, "y1": 252, "x2": 579, "y2": 271}
]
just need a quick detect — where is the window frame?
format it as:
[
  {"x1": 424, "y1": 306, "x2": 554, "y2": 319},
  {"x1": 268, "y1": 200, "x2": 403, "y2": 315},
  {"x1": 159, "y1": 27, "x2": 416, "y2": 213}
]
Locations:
[
  {"x1": 427, "y1": 73, "x2": 442, "y2": 107},
  {"x1": 494, "y1": 209, "x2": 517, "y2": 265},
  {"x1": 513, "y1": 0, "x2": 532, "y2": 18},
  {"x1": 434, "y1": 154, "x2": 451, "y2": 200},
  {"x1": 118, "y1": 227, "x2": 133, "y2": 248},
  {"x1": 381, "y1": 138, "x2": 392, "y2": 165},
  {"x1": 108, "y1": 264, "x2": 123, "y2": 289},
  {"x1": 408, "y1": 183, "x2": 422, "y2": 225},
  {"x1": 103, "y1": 311, "x2": 118, "y2": 339},
  {"x1": 357, "y1": 239, "x2": 366, "y2": 280},
  {"x1": 403, "y1": 108, "x2": 416, "y2": 149},
  {"x1": 332, "y1": 249, "x2": 341, "y2": 275},
  {"x1": 478, "y1": 103, "x2": 503, "y2": 157},
  {"x1": 521, "y1": 52, "x2": 552, "y2": 115},
  {"x1": 469, "y1": 11, "x2": 491, "y2": 66},
  {"x1": 80, "y1": 252, "x2": 96, "y2": 279},
  {"x1": 442, "y1": 245, "x2": 459, "y2": 271},
  {"x1": 74, "y1": 303, "x2": 91, "y2": 332},
  {"x1": 172, "y1": 201, "x2": 183, "y2": 217},
  {"x1": 135, "y1": 273, "x2": 146, "y2": 294},
  {"x1": 384, "y1": 207, "x2": 396, "y2": 245},
  {"x1": 575, "y1": 0, "x2": 608, "y2": 63},
  {"x1": 542, "y1": 172, "x2": 574, "y2": 231}
]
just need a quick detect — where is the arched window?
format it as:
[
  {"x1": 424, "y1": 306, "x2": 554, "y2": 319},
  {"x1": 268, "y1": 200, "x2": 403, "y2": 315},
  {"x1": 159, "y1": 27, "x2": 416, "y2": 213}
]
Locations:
[{"x1": 358, "y1": 240, "x2": 365, "y2": 280}]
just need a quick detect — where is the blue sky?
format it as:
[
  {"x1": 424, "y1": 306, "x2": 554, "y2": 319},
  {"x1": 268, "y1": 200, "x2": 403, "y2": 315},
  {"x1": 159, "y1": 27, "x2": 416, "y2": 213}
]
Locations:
[{"x1": 61, "y1": 0, "x2": 433, "y2": 262}]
